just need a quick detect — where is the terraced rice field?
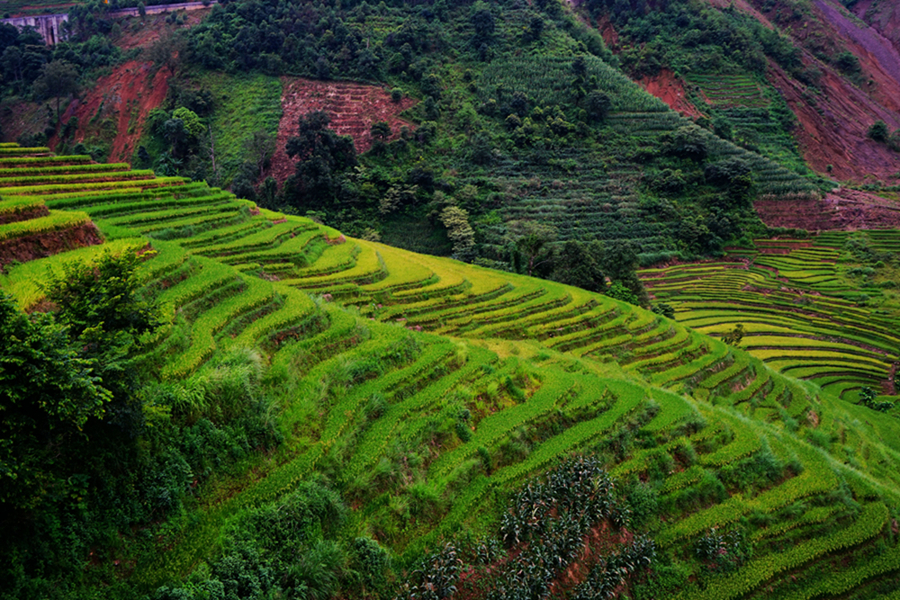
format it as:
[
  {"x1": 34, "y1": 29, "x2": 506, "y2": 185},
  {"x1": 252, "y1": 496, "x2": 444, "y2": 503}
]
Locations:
[
  {"x1": 640, "y1": 237, "x2": 900, "y2": 403},
  {"x1": 687, "y1": 73, "x2": 770, "y2": 108},
  {"x1": 469, "y1": 57, "x2": 820, "y2": 260},
  {"x1": 4, "y1": 145, "x2": 900, "y2": 598}
]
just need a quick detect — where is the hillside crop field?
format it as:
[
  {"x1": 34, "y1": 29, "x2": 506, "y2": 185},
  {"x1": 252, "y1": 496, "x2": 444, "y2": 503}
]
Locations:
[
  {"x1": 4, "y1": 0, "x2": 900, "y2": 597},
  {"x1": 640, "y1": 236, "x2": 900, "y2": 405},
  {"x1": 3, "y1": 145, "x2": 900, "y2": 600}
]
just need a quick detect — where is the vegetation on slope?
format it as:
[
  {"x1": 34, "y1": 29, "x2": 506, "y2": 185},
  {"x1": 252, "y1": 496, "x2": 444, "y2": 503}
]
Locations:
[
  {"x1": 2, "y1": 146, "x2": 900, "y2": 600},
  {"x1": 640, "y1": 235, "x2": 900, "y2": 406}
]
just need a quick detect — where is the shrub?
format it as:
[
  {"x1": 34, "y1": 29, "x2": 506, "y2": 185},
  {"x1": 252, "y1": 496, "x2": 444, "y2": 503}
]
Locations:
[{"x1": 868, "y1": 120, "x2": 889, "y2": 143}]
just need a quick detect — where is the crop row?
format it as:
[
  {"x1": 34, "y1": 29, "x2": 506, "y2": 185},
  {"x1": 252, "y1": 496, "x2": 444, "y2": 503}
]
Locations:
[
  {"x1": 680, "y1": 502, "x2": 888, "y2": 600},
  {"x1": 0, "y1": 210, "x2": 90, "y2": 242},
  {"x1": 0, "y1": 177, "x2": 187, "y2": 196}
]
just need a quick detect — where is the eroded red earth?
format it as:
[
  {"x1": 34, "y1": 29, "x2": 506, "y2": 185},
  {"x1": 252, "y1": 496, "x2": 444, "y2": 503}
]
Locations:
[
  {"x1": 755, "y1": 187, "x2": 900, "y2": 230},
  {"x1": 0, "y1": 223, "x2": 103, "y2": 269},
  {"x1": 51, "y1": 61, "x2": 170, "y2": 164},
  {"x1": 270, "y1": 78, "x2": 417, "y2": 185},
  {"x1": 638, "y1": 69, "x2": 705, "y2": 120}
]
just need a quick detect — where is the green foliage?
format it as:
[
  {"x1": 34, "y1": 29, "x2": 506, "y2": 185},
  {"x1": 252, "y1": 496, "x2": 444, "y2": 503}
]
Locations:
[
  {"x1": 722, "y1": 323, "x2": 744, "y2": 347},
  {"x1": 0, "y1": 292, "x2": 111, "y2": 508},
  {"x1": 42, "y1": 250, "x2": 159, "y2": 356},
  {"x1": 284, "y1": 111, "x2": 357, "y2": 206},
  {"x1": 869, "y1": 120, "x2": 890, "y2": 143}
]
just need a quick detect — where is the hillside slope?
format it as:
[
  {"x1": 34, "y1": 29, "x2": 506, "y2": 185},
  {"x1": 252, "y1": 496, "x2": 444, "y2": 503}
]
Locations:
[{"x1": 3, "y1": 146, "x2": 900, "y2": 599}]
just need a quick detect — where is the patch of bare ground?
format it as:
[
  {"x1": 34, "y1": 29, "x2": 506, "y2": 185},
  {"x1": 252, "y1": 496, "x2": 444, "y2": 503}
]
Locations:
[
  {"x1": 0, "y1": 206, "x2": 50, "y2": 225},
  {"x1": 852, "y1": 0, "x2": 900, "y2": 55},
  {"x1": 51, "y1": 61, "x2": 170, "y2": 163},
  {"x1": 113, "y1": 9, "x2": 212, "y2": 51},
  {"x1": 270, "y1": 78, "x2": 418, "y2": 185},
  {"x1": 638, "y1": 69, "x2": 707, "y2": 120},
  {"x1": 0, "y1": 222, "x2": 103, "y2": 269},
  {"x1": 755, "y1": 187, "x2": 900, "y2": 230}
]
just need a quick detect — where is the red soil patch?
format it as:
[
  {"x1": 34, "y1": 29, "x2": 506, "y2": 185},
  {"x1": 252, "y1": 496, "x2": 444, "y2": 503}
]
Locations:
[
  {"x1": 767, "y1": 61, "x2": 900, "y2": 184},
  {"x1": 0, "y1": 222, "x2": 103, "y2": 269},
  {"x1": 596, "y1": 13, "x2": 620, "y2": 48},
  {"x1": 852, "y1": 0, "x2": 900, "y2": 57},
  {"x1": 754, "y1": 187, "x2": 900, "y2": 230},
  {"x1": 270, "y1": 78, "x2": 418, "y2": 185},
  {"x1": 811, "y1": 0, "x2": 900, "y2": 114},
  {"x1": 716, "y1": 0, "x2": 900, "y2": 183},
  {"x1": 113, "y1": 9, "x2": 212, "y2": 51},
  {"x1": 638, "y1": 69, "x2": 706, "y2": 120},
  {"x1": 51, "y1": 61, "x2": 170, "y2": 164}
]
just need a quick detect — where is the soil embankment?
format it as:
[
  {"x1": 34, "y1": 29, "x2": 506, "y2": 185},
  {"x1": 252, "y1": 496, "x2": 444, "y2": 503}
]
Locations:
[
  {"x1": 0, "y1": 223, "x2": 103, "y2": 269},
  {"x1": 270, "y1": 79, "x2": 417, "y2": 184},
  {"x1": 52, "y1": 61, "x2": 170, "y2": 164},
  {"x1": 638, "y1": 69, "x2": 705, "y2": 120},
  {"x1": 755, "y1": 188, "x2": 900, "y2": 230}
]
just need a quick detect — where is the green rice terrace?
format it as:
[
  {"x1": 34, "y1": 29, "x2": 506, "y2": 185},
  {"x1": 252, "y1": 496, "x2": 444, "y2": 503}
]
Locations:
[
  {"x1": 639, "y1": 236, "x2": 900, "y2": 406},
  {"x1": 3, "y1": 143, "x2": 900, "y2": 599}
]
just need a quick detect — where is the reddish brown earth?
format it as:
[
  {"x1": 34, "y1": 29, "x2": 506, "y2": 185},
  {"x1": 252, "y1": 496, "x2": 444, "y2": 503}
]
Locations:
[
  {"x1": 754, "y1": 188, "x2": 900, "y2": 230},
  {"x1": 0, "y1": 205, "x2": 49, "y2": 225},
  {"x1": 811, "y1": 0, "x2": 900, "y2": 114},
  {"x1": 596, "y1": 14, "x2": 620, "y2": 48},
  {"x1": 270, "y1": 78, "x2": 417, "y2": 185},
  {"x1": 638, "y1": 69, "x2": 706, "y2": 120},
  {"x1": 852, "y1": 0, "x2": 900, "y2": 55},
  {"x1": 0, "y1": 222, "x2": 103, "y2": 269},
  {"x1": 51, "y1": 61, "x2": 170, "y2": 164},
  {"x1": 767, "y1": 62, "x2": 900, "y2": 184},
  {"x1": 113, "y1": 9, "x2": 212, "y2": 51},
  {"x1": 697, "y1": 0, "x2": 900, "y2": 184}
]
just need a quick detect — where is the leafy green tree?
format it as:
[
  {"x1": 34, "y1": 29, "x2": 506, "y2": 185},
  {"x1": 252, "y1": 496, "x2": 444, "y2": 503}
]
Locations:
[
  {"x1": 245, "y1": 129, "x2": 276, "y2": 176},
  {"x1": 835, "y1": 51, "x2": 860, "y2": 75},
  {"x1": 285, "y1": 111, "x2": 357, "y2": 203},
  {"x1": 586, "y1": 90, "x2": 612, "y2": 122},
  {"x1": 662, "y1": 124, "x2": 708, "y2": 160},
  {"x1": 599, "y1": 240, "x2": 650, "y2": 307},
  {"x1": 32, "y1": 60, "x2": 78, "y2": 123},
  {"x1": 0, "y1": 293, "x2": 111, "y2": 510},
  {"x1": 606, "y1": 281, "x2": 641, "y2": 305},
  {"x1": 553, "y1": 240, "x2": 606, "y2": 292},
  {"x1": 440, "y1": 205, "x2": 476, "y2": 259},
  {"x1": 1, "y1": 251, "x2": 159, "y2": 512},
  {"x1": 508, "y1": 220, "x2": 557, "y2": 277},
  {"x1": 652, "y1": 302, "x2": 676, "y2": 319},
  {"x1": 172, "y1": 106, "x2": 204, "y2": 139},
  {"x1": 43, "y1": 250, "x2": 159, "y2": 355},
  {"x1": 370, "y1": 121, "x2": 391, "y2": 142},
  {"x1": 470, "y1": 2, "x2": 496, "y2": 49},
  {"x1": 868, "y1": 120, "x2": 889, "y2": 143}
]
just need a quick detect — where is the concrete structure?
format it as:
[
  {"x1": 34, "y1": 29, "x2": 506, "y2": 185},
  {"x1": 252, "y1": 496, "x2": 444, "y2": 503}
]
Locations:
[
  {"x1": 1, "y1": 1, "x2": 216, "y2": 46},
  {"x1": 1, "y1": 14, "x2": 69, "y2": 46}
]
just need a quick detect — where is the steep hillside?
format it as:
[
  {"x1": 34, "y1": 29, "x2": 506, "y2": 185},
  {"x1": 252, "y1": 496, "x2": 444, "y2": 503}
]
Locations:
[
  {"x1": 4, "y1": 146, "x2": 900, "y2": 599},
  {"x1": 596, "y1": 0, "x2": 900, "y2": 186}
]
